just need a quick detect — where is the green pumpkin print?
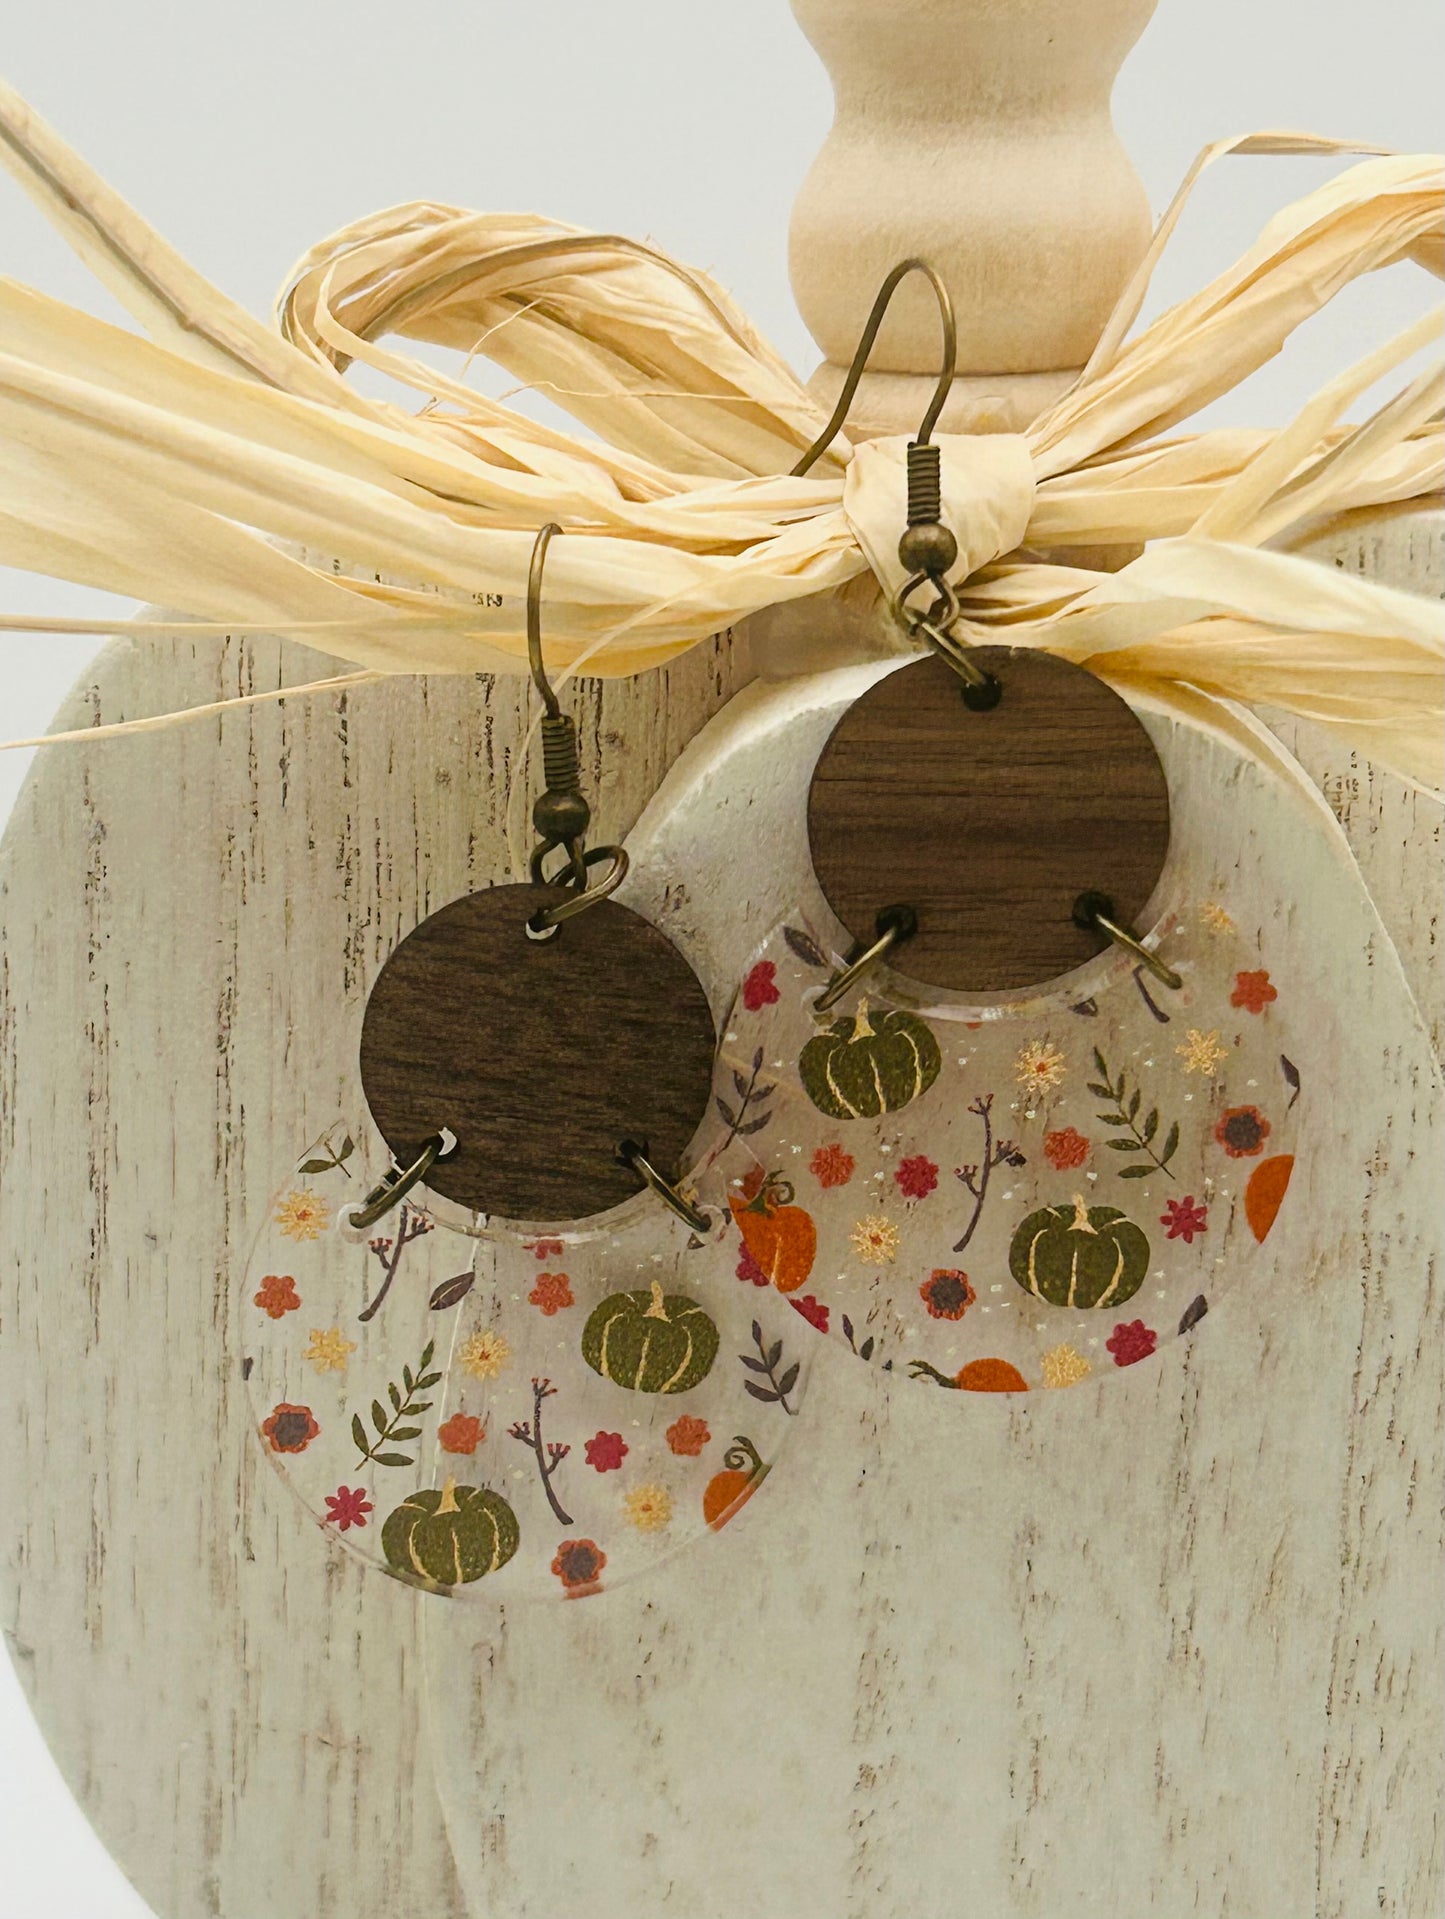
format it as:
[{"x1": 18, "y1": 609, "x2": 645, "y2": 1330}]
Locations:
[
  {"x1": 799, "y1": 999, "x2": 942, "y2": 1120},
  {"x1": 581, "y1": 1279, "x2": 720, "y2": 1393},
  {"x1": 1009, "y1": 1194, "x2": 1151, "y2": 1309},
  {"x1": 382, "y1": 1479, "x2": 520, "y2": 1586}
]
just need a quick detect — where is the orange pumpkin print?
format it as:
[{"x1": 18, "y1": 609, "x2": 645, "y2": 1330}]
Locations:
[
  {"x1": 728, "y1": 1168, "x2": 817, "y2": 1294},
  {"x1": 908, "y1": 1356, "x2": 1029, "y2": 1393},
  {"x1": 1245, "y1": 1154, "x2": 1294, "y2": 1242},
  {"x1": 702, "y1": 1436, "x2": 768, "y2": 1530}
]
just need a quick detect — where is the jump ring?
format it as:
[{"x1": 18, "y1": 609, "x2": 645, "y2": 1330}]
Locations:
[
  {"x1": 1073, "y1": 891, "x2": 1182, "y2": 990},
  {"x1": 526, "y1": 845, "x2": 630, "y2": 935},
  {"x1": 815, "y1": 904, "x2": 918, "y2": 1014},
  {"x1": 345, "y1": 1131, "x2": 454, "y2": 1231},
  {"x1": 618, "y1": 1138, "x2": 713, "y2": 1233}
]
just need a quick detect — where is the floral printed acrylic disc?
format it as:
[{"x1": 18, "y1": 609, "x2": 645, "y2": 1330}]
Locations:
[
  {"x1": 242, "y1": 1126, "x2": 811, "y2": 1601},
  {"x1": 693, "y1": 894, "x2": 1305, "y2": 1398}
]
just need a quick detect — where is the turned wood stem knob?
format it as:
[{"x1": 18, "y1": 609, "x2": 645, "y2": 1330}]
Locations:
[{"x1": 789, "y1": 0, "x2": 1159, "y2": 433}]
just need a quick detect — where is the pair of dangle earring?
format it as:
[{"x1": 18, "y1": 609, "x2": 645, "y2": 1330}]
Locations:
[{"x1": 243, "y1": 260, "x2": 1314, "y2": 1604}]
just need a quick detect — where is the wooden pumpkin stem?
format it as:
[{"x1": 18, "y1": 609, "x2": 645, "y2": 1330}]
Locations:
[
  {"x1": 437, "y1": 1478, "x2": 460, "y2": 1516},
  {"x1": 851, "y1": 998, "x2": 875, "y2": 1040},
  {"x1": 1068, "y1": 1193, "x2": 1097, "y2": 1235},
  {"x1": 643, "y1": 1279, "x2": 670, "y2": 1321}
]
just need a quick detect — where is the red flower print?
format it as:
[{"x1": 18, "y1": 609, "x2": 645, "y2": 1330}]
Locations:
[
  {"x1": 584, "y1": 1430, "x2": 628, "y2": 1473},
  {"x1": 438, "y1": 1412, "x2": 486, "y2": 1455},
  {"x1": 790, "y1": 1293, "x2": 830, "y2": 1333},
  {"x1": 810, "y1": 1143, "x2": 855, "y2": 1189},
  {"x1": 736, "y1": 1244, "x2": 770, "y2": 1286},
  {"x1": 1230, "y1": 970, "x2": 1277, "y2": 1014},
  {"x1": 742, "y1": 961, "x2": 781, "y2": 1011},
  {"x1": 262, "y1": 1403, "x2": 320, "y2": 1454},
  {"x1": 1043, "y1": 1127, "x2": 1090, "y2": 1172},
  {"x1": 525, "y1": 1236, "x2": 565, "y2": 1262},
  {"x1": 919, "y1": 1269, "x2": 976, "y2": 1321},
  {"x1": 1161, "y1": 1195, "x2": 1208, "y2": 1243},
  {"x1": 254, "y1": 1273, "x2": 300, "y2": 1319},
  {"x1": 528, "y1": 1271, "x2": 575, "y2": 1316},
  {"x1": 1106, "y1": 1320, "x2": 1158, "y2": 1367},
  {"x1": 551, "y1": 1538, "x2": 607, "y2": 1595},
  {"x1": 666, "y1": 1414, "x2": 711, "y2": 1457},
  {"x1": 324, "y1": 1486, "x2": 373, "y2": 1532},
  {"x1": 895, "y1": 1155, "x2": 939, "y2": 1200},
  {"x1": 1215, "y1": 1105, "x2": 1271, "y2": 1158}
]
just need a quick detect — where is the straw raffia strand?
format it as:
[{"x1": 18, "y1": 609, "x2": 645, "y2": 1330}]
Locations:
[{"x1": 0, "y1": 81, "x2": 1441, "y2": 791}]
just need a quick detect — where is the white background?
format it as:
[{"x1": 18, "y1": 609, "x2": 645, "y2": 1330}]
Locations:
[{"x1": 0, "y1": 4, "x2": 1439, "y2": 1914}]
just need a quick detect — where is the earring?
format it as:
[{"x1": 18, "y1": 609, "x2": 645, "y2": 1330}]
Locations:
[
  {"x1": 639, "y1": 260, "x2": 1313, "y2": 1398},
  {"x1": 240, "y1": 528, "x2": 812, "y2": 1599}
]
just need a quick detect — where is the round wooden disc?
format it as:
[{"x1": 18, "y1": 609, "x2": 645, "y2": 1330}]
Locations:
[
  {"x1": 359, "y1": 883, "x2": 717, "y2": 1221},
  {"x1": 807, "y1": 648, "x2": 1171, "y2": 992}
]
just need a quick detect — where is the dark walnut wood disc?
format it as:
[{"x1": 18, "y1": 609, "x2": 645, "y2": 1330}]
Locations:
[
  {"x1": 360, "y1": 883, "x2": 717, "y2": 1221},
  {"x1": 808, "y1": 648, "x2": 1171, "y2": 992}
]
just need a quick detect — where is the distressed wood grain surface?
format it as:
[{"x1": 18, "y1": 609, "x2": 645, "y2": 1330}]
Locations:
[{"x1": 0, "y1": 508, "x2": 1438, "y2": 1918}]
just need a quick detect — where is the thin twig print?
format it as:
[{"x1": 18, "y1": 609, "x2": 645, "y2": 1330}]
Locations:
[
  {"x1": 352, "y1": 1339, "x2": 442, "y2": 1469},
  {"x1": 508, "y1": 1378, "x2": 574, "y2": 1525},
  {"x1": 1089, "y1": 1047, "x2": 1178, "y2": 1180},
  {"x1": 360, "y1": 1203, "x2": 434, "y2": 1322},
  {"x1": 297, "y1": 1121, "x2": 356, "y2": 1179},
  {"x1": 1132, "y1": 965, "x2": 1173, "y2": 1024},
  {"x1": 952, "y1": 1094, "x2": 1026, "y2": 1253},
  {"x1": 715, "y1": 1044, "x2": 775, "y2": 1153},
  {"x1": 740, "y1": 1320, "x2": 800, "y2": 1414}
]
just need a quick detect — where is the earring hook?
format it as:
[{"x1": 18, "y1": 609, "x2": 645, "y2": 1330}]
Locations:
[
  {"x1": 791, "y1": 258, "x2": 957, "y2": 479},
  {"x1": 527, "y1": 520, "x2": 564, "y2": 719}
]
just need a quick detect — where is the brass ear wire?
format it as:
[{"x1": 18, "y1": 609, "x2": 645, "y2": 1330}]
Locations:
[
  {"x1": 790, "y1": 257, "x2": 956, "y2": 478},
  {"x1": 524, "y1": 523, "x2": 629, "y2": 934},
  {"x1": 789, "y1": 259, "x2": 997, "y2": 704}
]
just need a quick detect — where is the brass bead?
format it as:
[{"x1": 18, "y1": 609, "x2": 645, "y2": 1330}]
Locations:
[
  {"x1": 533, "y1": 788, "x2": 591, "y2": 842},
  {"x1": 898, "y1": 521, "x2": 959, "y2": 576}
]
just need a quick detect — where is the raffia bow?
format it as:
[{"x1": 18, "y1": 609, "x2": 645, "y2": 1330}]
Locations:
[{"x1": 0, "y1": 84, "x2": 1441, "y2": 791}]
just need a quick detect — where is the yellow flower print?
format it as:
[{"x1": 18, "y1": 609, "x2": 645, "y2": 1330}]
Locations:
[
  {"x1": 1041, "y1": 1343, "x2": 1092, "y2": 1390},
  {"x1": 459, "y1": 1329, "x2": 512, "y2": 1380},
  {"x1": 1015, "y1": 1040, "x2": 1067, "y2": 1101},
  {"x1": 1199, "y1": 900, "x2": 1235, "y2": 935},
  {"x1": 275, "y1": 1187, "x2": 329, "y2": 1241},
  {"x1": 851, "y1": 1214, "x2": 900, "y2": 1264},
  {"x1": 303, "y1": 1326, "x2": 357, "y2": 1375},
  {"x1": 623, "y1": 1482, "x2": 673, "y2": 1533},
  {"x1": 1176, "y1": 1027, "x2": 1227, "y2": 1076}
]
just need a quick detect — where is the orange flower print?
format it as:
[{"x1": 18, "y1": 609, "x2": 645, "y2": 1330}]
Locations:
[
  {"x1": 438, "y1": 1412, "x2": 486, "y2": 1455},
  {"x1": 274, "y1": 1188, "x2": 329, "y2": 1241},
  {"x1": 811, "y1": 1143, "x2": 855, "y2": 1189},
  {"x1": 262, "y1": 1403, "x2": 320, "y2": 1454},
  {"x1": 1231, "y1": 969, "x2": 1278, "y2": 1014},
  {"x1": 1215, "y1": 1105, "x2": 1271, "y2": 1158},
  {"x1": 528, "y1": 1271, "x2": 575, "y2": 1316},
  {"x1": 552, "y1": 1538, "x2": 607, "y2": 1597},
  {"x1": 666, "y1": 1414, "x2": 711, "y2": 1457},
  {"x1": 1043, "y1": 1127, "x2": 1090, "y2": 1172},
  {"x1": 254, "y1": 1273, "x2": 300, "y2": 1320},
  {"x1": 524, "y1": 1237, "x2": 565, "y2": 1261},
  {"x1": 919, "y1": 1269, "x2": 976, "y2": 1321}
]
